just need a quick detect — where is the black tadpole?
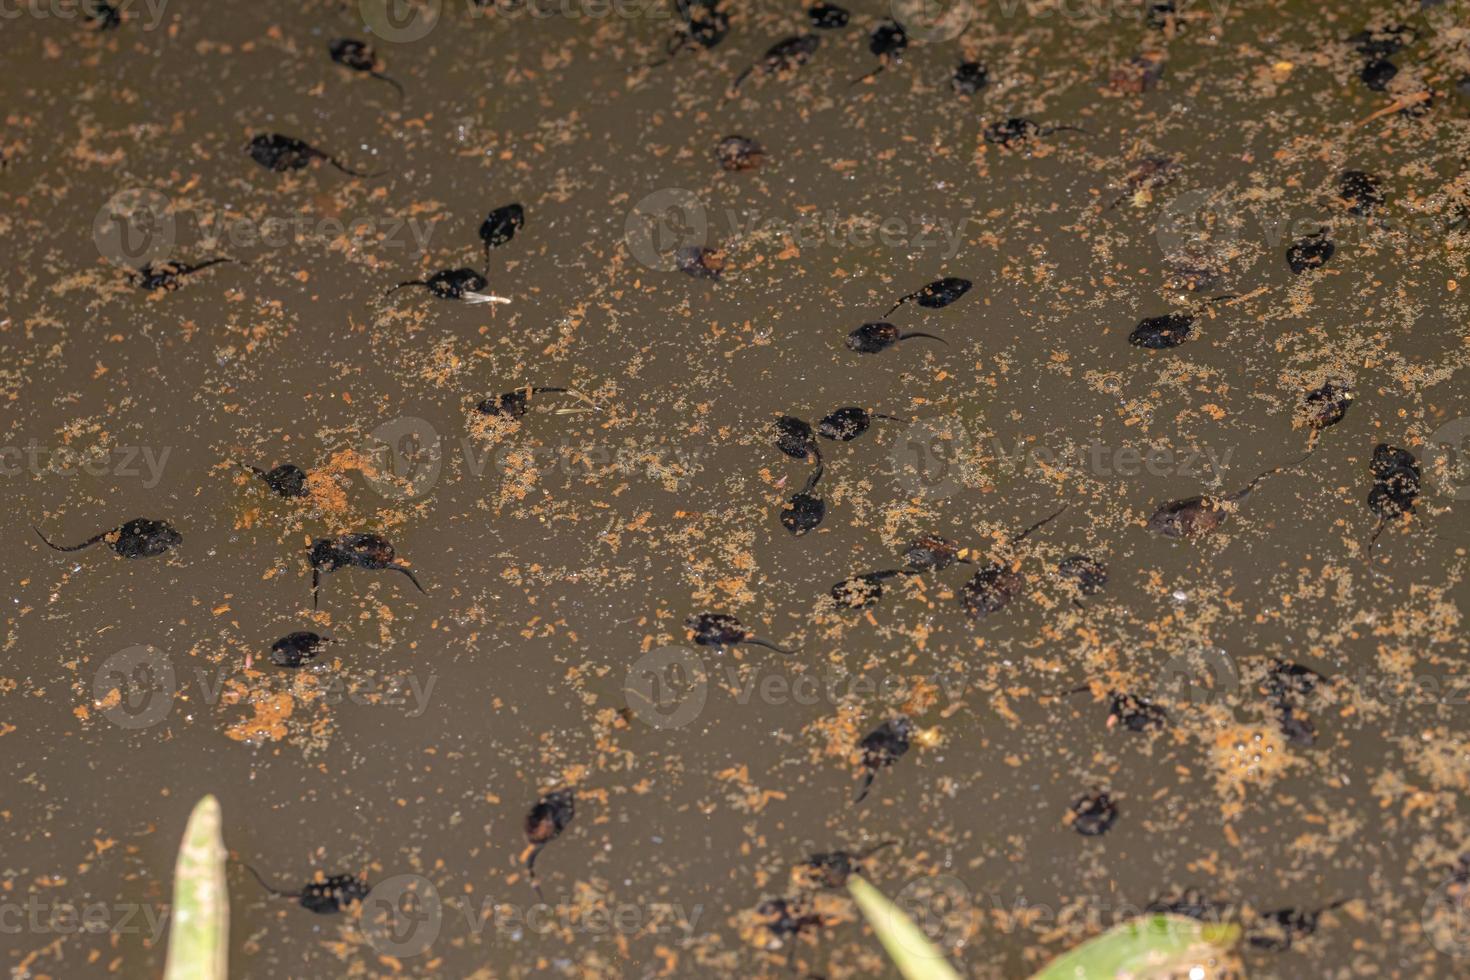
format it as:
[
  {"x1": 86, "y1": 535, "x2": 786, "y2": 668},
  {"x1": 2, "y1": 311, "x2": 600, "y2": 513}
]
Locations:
[{"x1": 328, "y1": 39, "x2": 405, "y2": 98}]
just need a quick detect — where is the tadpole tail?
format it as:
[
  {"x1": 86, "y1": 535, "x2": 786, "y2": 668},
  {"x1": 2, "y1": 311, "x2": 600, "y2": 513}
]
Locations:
[
  {"x1": 1238, "y1": 451, "x2": 1316, "y2": 498},
  {"x1": 525, "y1": 843, "x2": 546, "y2": 901},
  {"x1": 182, "y1": 258, "x2": 234, "y2": 276},
  {"x1": 385, "y1": 280, "x2": 427, "y2": 298},
  {"x1": 872, "y1": 413, "x2": 908, "y2": 423},
  {"x1": 726, "y1": 64, "x2": 755, "y2": 97},
  {"x1": 371, "y1": 71, "x2": 405, "y2": 99},
  {"x1": 33, "y1": 525, "x2": 110, "y2": 552},
  {"x1": 858, "y1": 839, "x2": 901, "y2": 859},
  {"x1": 801, "y1": 462, "x2": 824, "y2": 493},
  {"x1": 390, "y1": 564, "x2": 427, "y2": 595},
  {"x1": 311, "y1": 567, "x2": 321, "y2": 610},
  {"x1": 241, "y1": 862, "x2": 292, "y2": 899},
  {"x1": 1040, "y1": 124, "x2": 1090, "y2": 137},
  {"x1": 742, "y1": 636, "x2": 797, "y2": 656},
  {"x1": 326, "y1": 156, "x2": 382, "y2": 178},
  {"x1": 884, "y1": 294, "x2": 915, "y2": 317},
  {"x1": 897, "y1": 331, "x2": 948, "y2": 346},
  {"x1": 1011, "y1": 504, "x2": 1069, "y2": 545},
  {"x1": 1367, "y1": 514, "x2": 1391, "y2": 556},
  {"x1": 852, "y1": 769, "x2": 876, "y2": 805},
  {"x1": 849, "y1": 64, "x2": 886, "y2": 88}
]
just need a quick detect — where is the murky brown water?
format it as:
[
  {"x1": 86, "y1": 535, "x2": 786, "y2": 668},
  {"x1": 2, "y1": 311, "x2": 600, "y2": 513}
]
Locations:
[{"x1": 4, "y1": 0, "x2": 1470, "y2": 977}]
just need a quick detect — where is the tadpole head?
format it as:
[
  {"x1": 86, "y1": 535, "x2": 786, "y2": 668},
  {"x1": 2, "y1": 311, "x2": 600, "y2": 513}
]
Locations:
[
  {"x1": 715, "y1": 135, "x2": 764, "y2": 172},
  {"x1": 426, "y1": 268, "x2": 488, "y2": 299},
  {"x1": 1056, "y1": 554, "x2": 1108, "y2": 595},
  {"x1": 807, "y1": 2, "x2": 849, "y2": 28},
  {"x1": 1287, "y1": 231, "x2": 1336, "y2": 274},
  {"x1": 270, "y1": 631, "x2": 329, "y2": 668},
  {"x1": 247, "y1": 133, "x2": 319, "y2": 172},
  {"x1": 113, "y1": 519, "x2": 182, "y2": 559},
  {"x1": 1128, "y1": 312, "x2": 1194, "y2": 349},
  {"x1": 525, "y1": 789, "x2": 575, "y2": 844},
  {"x1": 1069, "y1": 789, "x2": 1118, "y2": 836},
  {"x1": 328, "y1": 38, "x2": 376, "y2": 72},
  {"x1": 846, "y1": 322, "x2": 900, "y2": 353},
  {"x1": 1299, "y1": 382, "x2": 1352, "y2": 430},
  {"x1": 257, "y1": 463, "x2": 309, "y2": 498},
  {"x1": 867, "y1": 19, "x2": 907, "y2": 59},
  {"x1": 816, "y1": 407, "x2": 870, "y2": 441},
  {"x1": 1337, "y1": 169, "x2": 1384, "y2": 215},
  {"x1": 953, "y1": 62, "x2": 988, "y2": 95},
  {"x1": 686, "y1": 612, "x2": 746, "y2": 647},
  {"x1": 773, "y1": 415, "x2": 818, "y2": 459},
  {"x1": 780, "y1": 491, "x2": 825, "y2": 535},
  {"x1": 478, "y1": 391, "x2": 531, "y2": 418},
  {"x1": 859, "y1": 715, "x2": 914, "y2": 768},
  {"x1": 675, "y1": 245, "x2": 723, "y2": 280},
  {"x1": 480, "y1": 203, "x2": 526, "y2": 250},
  {"x1": 984, "y1": 118, "x2": 1040, "y2": 146},
  {"x1": 902, "y1": 535, "x2": 964, "y2": 572}
]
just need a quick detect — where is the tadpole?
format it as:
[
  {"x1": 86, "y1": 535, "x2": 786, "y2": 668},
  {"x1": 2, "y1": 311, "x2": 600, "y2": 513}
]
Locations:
[
  {"x1": 752, "y1": 896, "x2": 826, "y2": 946},
  {"x1": 845, "y1": 321, "x2": 947, "y2": 354},
  {"x1": 1299, "y1": 382, "x2": 1352, "y2": 438},
  {"x1": 243, "y1": 864, "x2": 369, "y2": 914},
  {"x1": 242, "y1": 462, "x2": 309, "y2": 498},
  {"x1": 676, "y1": 245, "x2": 724, "y2": 280},
  {"x1": 1069, "y1": 789, "x2": 1117, "y2": 836},
  {"x1": 1056, "y1": 554, "x2": 1108, "y2": 597},
  {"x1": 903, "y1": 534, "x2": 971, "y2": 572},
  {"x1": 269, "y1": 631, "x2": 334, "y2": 668},
  {"x1": 850, "y1": 19, "x2": 906, "y2": 86},
  {"x1": 35, "y1": 518, "x2": 181, "y2": 559},
  {"x1": 1367, "y1": 443, "x2": 1420, "y2": 548},
  {"x1": 807, "y1": 2, "x2": 849, "y2": 28},
  {"x1": 128, "y1": 258, "x2": 233, "y2": 292},
  {"x1": 479, "y1": 203, "x2": 525, "y2": 265},
  {"x1": 774, "y1": 415, "x2": 822, "y2": 463},
  {"x1": 328, "y1": 38, "x2": 405, "y2": 98},
  {"x1": 816, "y1": 407, "x2": 904, "y2": 442},
  {"x1": 308, "y1": 533, "x2": 425, "y2": 609},
  {"x1": 246, "y1": 134, "x2": 378, "y2": 178},
  {"x1": 523, "y1": 788, "x2": 575, "y2": 900},
  {"x1": 386, "y1": 268, "x2": 508, "y2": 305},
  {"x1": 686, "y1": 612, "x2": 796, "y2": 654},
  {"x1": 1359, "y1": 58, "x2": 1397, "y2": 91},
  {"x1": 730, "y1": 35, "x2": 820, "y2": 95},
  {"x1": 885, "y1": 276, "x2": 972, "y2": 316},
  {"x1": 1107, "y1": 692, "x2": 1166, "y2": 732},
  {"x1": 983, "y1": 118, "x2": 1086, "y2": 148},
  {"x1": 781, "y1": 469, "x2": 826, "y2": 536},
  {"x1": 1127, "y1": 295, "x2": 1236, "y2": 350},
  {"x1": 952, "y1": 62, "x2": 988, "y2": 95},
  {"x1": 1246, "y1": 900, "x2": 1349, "y2": 952},
  {"x1": 1337, "y1": 170, "x2": 1384, "y2": 215},
  {"x1": 853, "y1": 715, "x2": 913, "y2": 805},
  {"x1": 1286, "y1": 229, "x2": 1335, "y2": 274},
  {"x1": 1146, "y1": 455, "x2": 1310, "y2": 538},
  {"x1": 648, "y1": 0, "x2": 729, "y2": 66},
  {"x1": 793, "y1": 840, "x2": 896, "y2": 889},
  {"x1": 830, "y1": 569, "x2": 909, "y2": 609},
  {"x1": 959, "y1": 505, "x2": 1068, "y2": 619},
  {"x1": 477, "y1": 386, "x2": 592, "y2": 418},
  {"x1": 86, "y1": 0, "x2": 120, "y2": 29},
  {"x1": 715, "y1": 135, "x2": 764, "y2": 172}
]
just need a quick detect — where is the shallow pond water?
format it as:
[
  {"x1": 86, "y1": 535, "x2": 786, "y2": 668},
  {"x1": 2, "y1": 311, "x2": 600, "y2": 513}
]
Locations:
[{"x1": 2, "y1": 0, "x2": 1470, "y2": 977}]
